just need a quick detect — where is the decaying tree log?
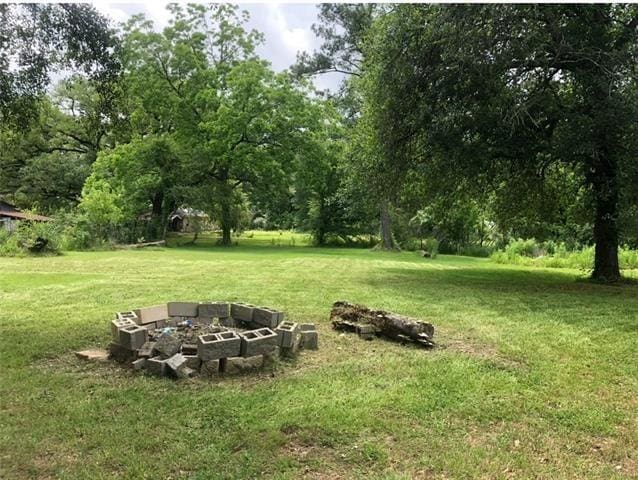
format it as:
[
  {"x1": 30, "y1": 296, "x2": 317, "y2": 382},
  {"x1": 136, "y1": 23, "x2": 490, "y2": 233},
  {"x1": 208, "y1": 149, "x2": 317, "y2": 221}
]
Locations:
[{"x1": 330, "y1": 301, "x2": 435, "y2": 348}]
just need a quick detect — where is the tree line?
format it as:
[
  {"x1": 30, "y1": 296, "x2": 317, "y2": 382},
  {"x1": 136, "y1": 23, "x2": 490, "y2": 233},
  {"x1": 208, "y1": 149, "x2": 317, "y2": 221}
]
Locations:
[{"x1": 1, "y1": 4, "x2": 637, "y2": 282}]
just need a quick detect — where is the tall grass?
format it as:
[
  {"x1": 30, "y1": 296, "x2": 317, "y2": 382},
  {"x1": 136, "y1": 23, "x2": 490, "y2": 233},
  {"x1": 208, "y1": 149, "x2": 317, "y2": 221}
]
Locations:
[{"x1": 491, "y1": 238, "x2": 638, "y2": 270}]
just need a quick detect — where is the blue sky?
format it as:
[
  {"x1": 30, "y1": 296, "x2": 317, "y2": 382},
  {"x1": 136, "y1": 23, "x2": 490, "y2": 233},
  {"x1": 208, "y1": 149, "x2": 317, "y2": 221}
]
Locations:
[{"x1": 93, "y1": 2, "x2": 344, "y2": 91}]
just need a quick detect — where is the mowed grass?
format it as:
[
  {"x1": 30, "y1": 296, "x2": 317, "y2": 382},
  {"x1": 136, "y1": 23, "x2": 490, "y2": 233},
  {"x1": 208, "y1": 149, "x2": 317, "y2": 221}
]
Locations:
[{"x1": 1, "y1": 238, "x2": 637, "y2": 479}]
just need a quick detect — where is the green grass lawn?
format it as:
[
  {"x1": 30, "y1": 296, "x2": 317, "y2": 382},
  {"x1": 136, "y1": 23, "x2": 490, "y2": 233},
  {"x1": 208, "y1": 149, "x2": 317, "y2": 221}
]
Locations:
[{"x1": 1, "y1": 239, "x2": 637, "y2": 479}]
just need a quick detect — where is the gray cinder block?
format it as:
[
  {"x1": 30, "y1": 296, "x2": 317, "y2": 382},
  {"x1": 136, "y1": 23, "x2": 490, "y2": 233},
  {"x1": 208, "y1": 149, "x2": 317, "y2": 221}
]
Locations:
[
  {"x1": 197, "y1": 331, "x2": 241, "y2": 361},
  {"x1": 252, "y1": 307, "x2": 284, "y2": 328},
  {"x1": 132, "y1": 357, "x2": 147, "y2": 370},
  {"x1": 167, "y1": 302, "x2": 199, "y2": 318},
  {"x1": 200, "y1": 359, "x2": 220, "y2": 377},
  {"x1": 356, "y1": 324, "x2": 376, "y2": 340},
  {"x1": 111, "y1": 318, "x2": 137, "y2": 342},
  {"x1": 109, "y1": 342, "x2": 136, "y2": 363},
  {"x1": 299, "y1": 324, "x2": 318, "y2": 350},
  {"x1": 198, "y1": 302, "x2": 230, "y2": 319},
  {"x1": 166, "y1": 353, "x2": 194, "y2": 378},
  {"x1": 146, "y1": 356, "x2": 167, "y2": 376},
  {"x1": 239, "y1": 328, "x2": 278, "y2": 357},
  {"x1": 221, "y1": 355, "x2": 263, "y2": 374},
  {"x1": 230, "y1": 303, "x2": 255, "y2": 322},
  {"x1": 116, "y1": 311, "x2": 139, "y2": 323},
  {"x1": 275, "y1": 321, "x2": 299, "y2": 348},
  {"x1": 119, "y1": 325, "x2": 148, "y2": 351},
  {"x1": 134, "y1": 305, "x2": 169, "y2": 325},
  {"x1": 154, "y1": 334, "x2": 182, "y2": 358},
  {"x1": 138, "y1": 341, "x2": 156, "y2": 358}
]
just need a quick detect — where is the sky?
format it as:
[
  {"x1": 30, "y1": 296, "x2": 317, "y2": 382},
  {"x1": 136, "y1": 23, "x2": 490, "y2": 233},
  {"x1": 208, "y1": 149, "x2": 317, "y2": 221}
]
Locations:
[{"x1": 93, "y1": 2, "x2": 344, "y2": 91}]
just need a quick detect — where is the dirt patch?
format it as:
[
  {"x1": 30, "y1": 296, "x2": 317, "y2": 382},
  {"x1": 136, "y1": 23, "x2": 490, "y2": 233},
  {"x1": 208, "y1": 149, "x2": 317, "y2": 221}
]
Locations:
[{"x1": 438, "y1": 329, "x2": 526, "y2": 370}]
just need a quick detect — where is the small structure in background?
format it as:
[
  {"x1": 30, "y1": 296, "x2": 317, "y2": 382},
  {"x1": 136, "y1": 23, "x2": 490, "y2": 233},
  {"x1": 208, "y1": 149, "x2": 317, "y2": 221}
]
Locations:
[
  {"x1": 0, "y1": 200, "x2": 51, "y2": 232},
  {"x1": 169, "y1": 208, "x2": 210, "y2": 233}
]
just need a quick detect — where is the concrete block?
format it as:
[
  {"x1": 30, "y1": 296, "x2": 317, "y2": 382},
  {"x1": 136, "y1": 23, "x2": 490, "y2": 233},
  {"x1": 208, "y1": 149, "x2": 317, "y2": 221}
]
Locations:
[
  {"x1": 230, "y1": 303, "x2": 255, "y2": 322},
  {"x1": 132, "y1": 357, "x2": 147, "y2": 370},
  {"x1": 116, "y1": 311, "x2": 139, "y2": 323},
  {"x1": 239, "y1": 327, "x2": 278, "y2": 357},
  {"x1": 221, "y1": 355, "x2": 263, "y2": 374},
  {"x1": 252, "y1": 307, "x2": 284, "y2": 328},
  {"x1": 183, "y1": 355, "x2": 201, "y2": 370},
  {"x1": 275, "y1": 321, "x2": 299, "y2": 348},
  {"x1": 166, "y1": 353, "x2": 193, "y2": 378},
  {"x1": 111, "y1": 318, "x2": 137, "y2": 342},
  {"x1": 167, "y1": 302, "x2": 199, "y2": 317},
  {"x1": 197, "y1": 331, "x2": 241, "y2": 361},
  {"x1": 181, "y1": 343, "x2": 198, "y2": 355},
  {"x1": 263, "y1": 346, "x2": 280, "y2": 367},
  {"x1": 281, "y1": 333, "x2": 302, "y2": 357},
  {"x1": 154, "y1": 334, "x2": 182, "y2": 358},
  {"x1": 142, "y1": 321, "x2": 157, "y2": 331},
  {"x1": 198, "y1": 302, "x2": 230, "y2": 318},
  {"x1": 138, "y1": 341, "x2": 156, "y2": 358},
  {"x1": 300, "y1": 330, "x2": 319, "y2": 350},
  {"x1": 119, "y1": 325, "x2": 148, "y2": 351},
  {"x1": 146, "y1": 356, "x2": 167, "y2": 376},
  {"x1": 109, "y1": 342, "x2": 136, "y2": 363},
  {"x1": 219, "y1": 317, "x2": 238, "y2": 328},
  {"x1": 75, "y1": 349, "x2": 109, "y2": 362},
  {"x1": 200, "y1": 359, "x2": 220, "y2": 377},
  {"x1": 134, "y1": 304, "x2": 169, "y2": 325}
]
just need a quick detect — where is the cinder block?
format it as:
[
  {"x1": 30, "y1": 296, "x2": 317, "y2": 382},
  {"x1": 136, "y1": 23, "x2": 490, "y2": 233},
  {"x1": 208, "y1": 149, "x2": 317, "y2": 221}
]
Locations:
[
  {"x1": 252, "y1": 307, "x2": 284, "y2": 328},
  {"x1": 166, "y1": 353, "x2": 194, "y2": 378},
  {"x1": 299, "y1": 325, "x2": 318, "y2": 350},
  {"x1": 109, "y1": 342, "x2": 136, "y2": 363},
  {"x1": 142, "y1": 321, "x2": 157, "y2": 331},
  {"x1": 138, "y1": 341, "x2": 156, "y2": 358},
  {"x1": 197, "y1": 331, "x2": 241, "y2": 361},
  {"x1": 230, "y1": 303, "x2": 255, "y2": 322},
  {"x1": 116, "y1": 311, "x2": 139, "y2": 323},
  {"x1": 239, "y1": 328, "x2": 278, "y2": 357},
  {"x1": 219, "y1": 317, "x2": 237, "y2": 328},
  {"x1": 119, "y1": 325, "x2": 148, "y2": 351},
  {"x1": 146, "y1": 356, "x2": 167, "y2": 376},
  {"x1": 167, "y1": 302, "x2": 199, "y2": 317},
  {"x1": 263, "y1": 346, "x2": 280, "y2": 367},
  {"x1": 275, "y1": 321, "x2": 299, "y2": 348},
  {"x1": 200, "y1": 359, "x2": 220, "y2": 377},
  {"x1": 221, "y1": 355, "x2": 263, "y2": 374},
  {"x1": 134, "y1": 305, "x2": 169, "y2": 325},
  {"x1": 132, "y1": 357, "x2": 147, "y2": 370},
  {"x1": 154, "y1": 334, "x2": 182, "y2": 358},
  {"x1": 183, "y1": 355, "x2": 201, "y2": 370},
  {"x1": 111, "y1": 318, "x2": 137, "y2": 342},
  {"x1": 181, "y1": 343, "x2": 198, "y2": 355},
  {"x1": 198, "y1": 302, "x2": 230, "y2": 318}
]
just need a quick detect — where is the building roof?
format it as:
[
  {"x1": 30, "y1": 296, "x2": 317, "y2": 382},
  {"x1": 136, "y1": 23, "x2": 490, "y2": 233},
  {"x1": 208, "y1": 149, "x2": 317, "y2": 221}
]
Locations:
[{"x1": 0, "y1": 200, "x2": 51, "y2": 222}]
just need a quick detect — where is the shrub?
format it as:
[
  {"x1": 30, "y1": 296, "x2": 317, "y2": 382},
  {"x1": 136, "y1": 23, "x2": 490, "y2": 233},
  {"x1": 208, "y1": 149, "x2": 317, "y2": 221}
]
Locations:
[
  {"x1": 423, "y1": 237, "x2": 439, "y2": 258},
  {"x1": 0, "y1": 220, "x2": 61, "y2": 256}
]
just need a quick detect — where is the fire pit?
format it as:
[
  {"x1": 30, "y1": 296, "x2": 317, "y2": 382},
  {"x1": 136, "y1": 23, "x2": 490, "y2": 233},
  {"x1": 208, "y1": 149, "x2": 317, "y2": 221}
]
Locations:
[{"x1": 96, "y1": 302, "x2": 318, "y2": 378}]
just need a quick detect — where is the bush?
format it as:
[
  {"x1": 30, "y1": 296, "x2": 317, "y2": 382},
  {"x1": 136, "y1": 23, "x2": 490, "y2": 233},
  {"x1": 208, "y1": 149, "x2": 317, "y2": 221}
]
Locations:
[
  {"x1": 0, "y1": 220, "x2": 61, "y2": 256},
  {"x1": 423, "y1": 237, "x2": 439, "y2": 258},
  {"x1": 491, "y1": 238, "x2": 638, "y2": 271}
]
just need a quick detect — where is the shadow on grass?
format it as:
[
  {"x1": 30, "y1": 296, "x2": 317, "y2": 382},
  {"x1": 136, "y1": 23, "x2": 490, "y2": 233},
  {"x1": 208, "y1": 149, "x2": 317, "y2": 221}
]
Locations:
[{"x1": 365, "y1": 265, "x2": 638, "y2": 333}]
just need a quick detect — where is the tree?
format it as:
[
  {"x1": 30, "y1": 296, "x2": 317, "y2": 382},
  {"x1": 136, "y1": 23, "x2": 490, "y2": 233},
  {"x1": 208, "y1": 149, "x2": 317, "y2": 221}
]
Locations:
[
  {"x1": 0, "y1": 3, "x2": 119, "y2": 127},
  {"x1": 120, "y1": 4, "x2": 322, "y2": 245},
  {"x1": 365, "y1": 4, "x2": 638, "y2": 281}
]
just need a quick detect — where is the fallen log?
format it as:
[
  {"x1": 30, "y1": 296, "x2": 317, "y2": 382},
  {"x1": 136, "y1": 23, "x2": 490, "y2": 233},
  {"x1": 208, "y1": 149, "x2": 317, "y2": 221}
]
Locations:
[{"x1": 330, "y1": 301, "x2": 435, "y2": 348}]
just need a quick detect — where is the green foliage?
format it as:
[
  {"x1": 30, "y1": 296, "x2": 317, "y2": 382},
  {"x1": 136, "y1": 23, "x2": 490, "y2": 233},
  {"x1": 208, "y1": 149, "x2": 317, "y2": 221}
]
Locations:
[
  {"x1": 0, "y1": 220, "x2": 61, "y2": 256},
  {"x1": 491, "y1": 239, "x2": 638, "y2": 270}
]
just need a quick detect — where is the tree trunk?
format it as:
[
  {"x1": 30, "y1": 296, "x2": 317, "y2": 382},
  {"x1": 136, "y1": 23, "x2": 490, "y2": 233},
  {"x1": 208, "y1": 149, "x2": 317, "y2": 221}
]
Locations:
[
  {"x1": 219, "y1": 181, "x2": 233, "y2": 246},
  {"x1": 330, "y1": 301, "x2": 435, "y2": 348},
  {"x1": 378, "y1": 198, "x2": 397, "y2": 250},
  {"x1": 591, "y1": 160, "x2": 620, "y2": 282}
]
